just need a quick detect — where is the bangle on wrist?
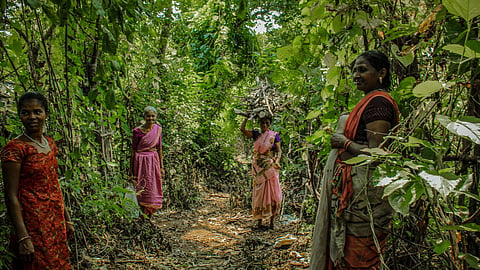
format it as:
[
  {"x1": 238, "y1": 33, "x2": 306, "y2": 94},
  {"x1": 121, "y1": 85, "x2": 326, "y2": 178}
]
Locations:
[
  {"x1": 344, "y1": 139, "x2": 353, "y2": 150},
  {"x1": 18, "y1": 235, "x2": 31, "y2": 244}
]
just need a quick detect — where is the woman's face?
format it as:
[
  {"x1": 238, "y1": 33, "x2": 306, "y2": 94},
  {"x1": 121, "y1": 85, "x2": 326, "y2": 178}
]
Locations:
[
  {"x1": 19, "y1": 98, "x2": 48, "y2": 134},
  {"x1": 352, "y1": 56, "x2": 384, "y2": 93},
  {"x1": 259, "y1": 118, "x2": 271, "y2": 132},
  {"x1": 144, "y1": 111, "x2": 157, "y2": 124}
]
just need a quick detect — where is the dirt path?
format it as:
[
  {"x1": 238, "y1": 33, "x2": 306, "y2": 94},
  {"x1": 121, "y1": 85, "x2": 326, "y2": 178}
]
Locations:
[{"x1": 80, "y1": 190, "x2": 312, "y2": 269}]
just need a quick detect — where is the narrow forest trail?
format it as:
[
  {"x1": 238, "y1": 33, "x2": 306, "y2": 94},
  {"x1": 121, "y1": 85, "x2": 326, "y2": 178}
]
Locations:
[{"x1": 79, "y1": 190, "x2": 312, "y2": 269}]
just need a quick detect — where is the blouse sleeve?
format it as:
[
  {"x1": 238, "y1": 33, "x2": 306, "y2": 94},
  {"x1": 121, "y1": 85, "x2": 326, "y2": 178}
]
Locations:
[
  {"x1": 252, "y1": 130, "x2": 260, "y2": 140},
  {"x1": 0, "y1": 141, "x2": 24, "y2": 163},
  {"x1": 275, "y1": 132, "x2": 281, "y2": 143},
  {"x1": 363, "y1": 96, "x2": 397, "y2": 126}
]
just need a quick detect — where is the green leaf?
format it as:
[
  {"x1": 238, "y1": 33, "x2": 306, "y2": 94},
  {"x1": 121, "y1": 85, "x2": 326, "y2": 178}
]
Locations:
[
  {"x1": 93, "y1": 0, "x2": 106, "y2": 16},
  {"x1": 332, "y1": 15, "x2": 345, "y2": 33},
  {"x1": 361, "y1": 148, "x2": 389, "y2": 156},
  {"x1": 326, "y1": 66, "x2": 341, "y2": 86},
  {"x1": 443, "y1": 223, "x2": 480, "y2": 232},
  {"x1": 436, "y1": 114, "x2": 480, "y2": 144},
  {"x1": 419, "y1": 171, "x2": 460, "y2": 197},
  {"x1": 42, "y1": 4, "x2": 60, "y2": 25},
  {"x1": 276, "y1": 45, "x2": 298, "y2": 60},
  {"x1": 306, "y1": 130, "x2": 326, "y2": 143},
  {"x1": 26, "y1": 0, "x2": 41, "y2": 9},
  {"x1": 412, "y1": 81, "x2": 444, "y2": 97},
  {"x1": 462, "y1": 253, "x2": 480, "y2": 269},
  {"x1": 321, "y1": 85, "x2": 335, "y2": 101},
  {"x1": 388, "y1": 191, "x2": 410, "y2": 216},
  {"x1": 391, "y1": 44, "x2": 415, "y2": 67},
  {"x1": 443, "y1": 44, "x2": 479, "y2": 58},
  {"x1": 443, "y1": 0, "x2": 480, "y2": 22},
  {"x1": 343, "y1": 155, "x2": 371, "y2": 165},
  {"x1": 434, "y1": 240, "x2": 451, "y2": 254},
  {"x1": 105, "y1": 89, "x2": 116, "y2": 110},
  {"x1": 305, "y1": 109, "x2": 322, "y2": 120},
  {"x1": 111, "y1": 60, "x2": 121, "y2": 71},
  {"x1": 383, "y1": 179, "x2": 409, "y2": 197},
  {"x1": 237, "y1": 0, "x2": 247, "y2": 20}
]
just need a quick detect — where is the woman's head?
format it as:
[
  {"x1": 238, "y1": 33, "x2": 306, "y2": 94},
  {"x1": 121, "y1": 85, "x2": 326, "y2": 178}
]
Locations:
[
  {"x1": 17, "y1": 92, "x2": 49, "y2": 133},
  {"x1": 18, "y1": 91, "x2": 49, "y2": 115},
  {"x1": 143, "y1": 106, "x2": 157, "y2": 124},
  {"x1": 259, "y1": 117, "x2": 272, "y2": 133},
  {"x1": 352, "y1": 50, "x2": 391, "y2": 92}
]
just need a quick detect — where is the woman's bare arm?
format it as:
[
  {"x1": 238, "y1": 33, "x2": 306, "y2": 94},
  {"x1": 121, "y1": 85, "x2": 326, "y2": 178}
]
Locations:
[{"x1": 240, "y1": 117, "x2": 253, "y2": 138}]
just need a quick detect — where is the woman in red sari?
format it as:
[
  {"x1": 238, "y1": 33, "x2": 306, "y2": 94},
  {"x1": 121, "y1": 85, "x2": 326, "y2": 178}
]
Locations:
[
  {"x1": 1, "y1": 91, "x2": 73, "y2": 269},
  {"x1": 310, "y1": 51, "x2": 399, "y2": 270},
  {"x1": 241, "y1": 114, "x2": 282, "y2": 229},
  {"x1": 130, "y1": 106, "x2": 164, "y2": 218}
]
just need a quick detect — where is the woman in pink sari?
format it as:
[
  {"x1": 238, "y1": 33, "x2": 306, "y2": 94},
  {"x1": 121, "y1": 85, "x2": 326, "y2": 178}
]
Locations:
[
  {"x1": 241, "y1": 114, "x2": 282, "y2": 229},
  {"x1": 130, "y1": 106, "x2": 164, "y2": 218}
]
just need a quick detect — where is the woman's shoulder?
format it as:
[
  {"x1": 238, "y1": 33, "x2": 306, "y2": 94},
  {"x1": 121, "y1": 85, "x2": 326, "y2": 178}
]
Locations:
[{"x1": 1, "y1": 138, "x2": 27, "y2": 161}]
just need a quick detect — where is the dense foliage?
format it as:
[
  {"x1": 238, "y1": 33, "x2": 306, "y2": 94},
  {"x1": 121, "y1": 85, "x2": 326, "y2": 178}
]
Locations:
[{"x1": 1, "y1": 0, "x2": 479, "y2": 269}]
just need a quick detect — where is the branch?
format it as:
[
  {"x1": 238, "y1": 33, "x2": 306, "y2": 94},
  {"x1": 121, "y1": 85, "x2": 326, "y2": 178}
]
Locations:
[{"x1": 443, "y1": 155, "x2": 480, "y2": 163}]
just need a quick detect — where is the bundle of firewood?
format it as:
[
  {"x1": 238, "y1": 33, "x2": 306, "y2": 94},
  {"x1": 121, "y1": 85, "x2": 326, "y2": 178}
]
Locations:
[{"x1": 234, "y1": 77, "x2": 283, "y2": 119}]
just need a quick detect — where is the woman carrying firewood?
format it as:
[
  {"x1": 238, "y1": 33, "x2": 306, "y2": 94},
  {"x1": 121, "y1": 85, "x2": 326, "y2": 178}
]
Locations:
[{"x1": 240, "y1": 113, "x2": 282, "y2": 229}]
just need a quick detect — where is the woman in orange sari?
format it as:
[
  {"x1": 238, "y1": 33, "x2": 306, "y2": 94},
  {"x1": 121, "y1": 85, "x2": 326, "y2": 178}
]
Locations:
[
  {"x1": 2, "y1": 91, "x2": 73, "y2": 269},
  {"x1": 130, "y1": 106, "x2": 165, "y2": 218},
  {"x1": 310, "y1": 51, "x2": 399, "y2": 269},
  {"x1": 241, "y1": 114, "x2": 282, "y2": 229}
]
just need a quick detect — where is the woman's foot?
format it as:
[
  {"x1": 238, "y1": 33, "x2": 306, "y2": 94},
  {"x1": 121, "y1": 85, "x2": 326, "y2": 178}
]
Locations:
[
  {"x1": 253, "y1": 219, "x2": 263, "y2": 229},
  {"x1": 269, "y1": 217, "x2": 275, "y2": 230}
]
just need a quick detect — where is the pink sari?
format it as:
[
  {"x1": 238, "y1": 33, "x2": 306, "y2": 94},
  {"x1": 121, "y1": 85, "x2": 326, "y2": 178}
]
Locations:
[
  {"x1": 133, "y1": 124, "x2": 163, "y2": 212},
  {"x1": 251, "y1": 130, "x2": 282, "y2": 220}
]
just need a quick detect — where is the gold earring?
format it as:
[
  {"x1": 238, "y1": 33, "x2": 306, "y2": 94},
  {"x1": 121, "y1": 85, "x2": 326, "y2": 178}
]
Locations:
[{"x1": 379, "y1": 77, "x2": 383, "y2": 85}]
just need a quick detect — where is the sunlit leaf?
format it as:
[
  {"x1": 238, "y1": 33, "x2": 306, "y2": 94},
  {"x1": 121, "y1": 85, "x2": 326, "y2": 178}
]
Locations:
[
  {"x1": 412, "y1": 81, "x2": 444, "y2": 97},
  {"x1": 326, "y1": 66, "x2": 341, "y2": 86},
  {"x1": 436, "y1": 114, "x2": 480, "y2": 144},
  {"x1": 419, "y1": 171, "x2": 460, "y2": 197},
  {"x1": 443, "y1": 0, "x2": 480, "y2": 22},
  {"x1": 276, "y1": 45, "x2": 298, "y2": 60},
  {"x1": 383, "y1": 179, "x2": 409, "y2": 196},
  {"x1": 443, "y1": 44, "x2": 479, "y2": 58},
  {"x1": 305, "y1": 109, "x2": 322, "y2": 120}
]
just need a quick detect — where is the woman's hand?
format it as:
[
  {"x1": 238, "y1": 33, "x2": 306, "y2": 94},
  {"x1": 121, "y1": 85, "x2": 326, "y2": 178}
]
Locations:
[
  {"x1": 18, "y1": 238, "x2": 35, "y2": 263},
  {"x1": 331, "y1": 133, "x2": 348, "y2": 149},
  {"x1": 160, "y1": 167, "x2": 165, "y2": 178}
]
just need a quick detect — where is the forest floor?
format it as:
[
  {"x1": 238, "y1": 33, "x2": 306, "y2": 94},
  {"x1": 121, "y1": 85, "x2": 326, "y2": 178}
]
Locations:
[{"x1": 77, "y1": 189, "x2": 313, "y2": 270}]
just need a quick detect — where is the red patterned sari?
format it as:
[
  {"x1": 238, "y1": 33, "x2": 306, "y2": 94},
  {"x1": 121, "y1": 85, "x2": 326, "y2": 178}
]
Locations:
[{"x1": 1, "y1": 137, "x2": 71, "y2": 270}]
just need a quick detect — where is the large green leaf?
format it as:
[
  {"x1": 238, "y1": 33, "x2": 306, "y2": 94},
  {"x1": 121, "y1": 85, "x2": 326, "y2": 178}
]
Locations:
[
  {"x1": 388, "y1": 190, "x2": 410, "y2": 216},
  {"x1": 443, "y1": 0, "x2": 480, "y2": 22},
  {"x1": 436, "y1": 114, "x2": 480, "y2": 144},
  {"x1": 391, "y1": 44, "x2": 415, "y2": 67},
  {"x1": 443, "y1": 44, "x2": 479, "y2": 58},
  {"x1": 419, "y1": 171, "x2": 460, "y2": 197},
  {"x1": 383, "y1": 179, "x2": 409, "y2": 197},
  {"x1": 412, "y1": 81, "x2": 444, "y2": 97}
]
